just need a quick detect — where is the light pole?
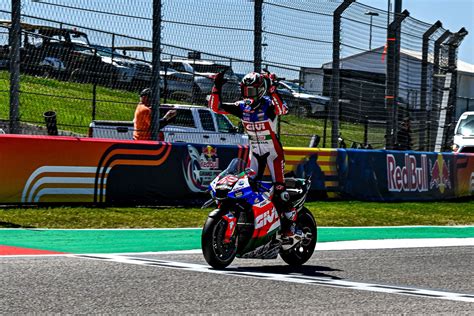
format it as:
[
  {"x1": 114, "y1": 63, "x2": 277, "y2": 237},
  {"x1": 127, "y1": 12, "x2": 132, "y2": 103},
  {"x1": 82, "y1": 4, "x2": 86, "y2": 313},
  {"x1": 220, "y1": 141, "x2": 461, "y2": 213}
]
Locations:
[{"x1": 365, "y1": 11, "x2": 379, "y2": 50}]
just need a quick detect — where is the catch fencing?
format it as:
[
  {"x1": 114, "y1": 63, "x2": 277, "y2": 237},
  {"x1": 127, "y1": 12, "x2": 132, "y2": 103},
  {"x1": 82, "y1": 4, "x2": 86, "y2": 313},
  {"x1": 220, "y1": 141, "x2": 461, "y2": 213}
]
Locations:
[{"x1": 0, "y1": 0, "x2": 468, "y2": 151}]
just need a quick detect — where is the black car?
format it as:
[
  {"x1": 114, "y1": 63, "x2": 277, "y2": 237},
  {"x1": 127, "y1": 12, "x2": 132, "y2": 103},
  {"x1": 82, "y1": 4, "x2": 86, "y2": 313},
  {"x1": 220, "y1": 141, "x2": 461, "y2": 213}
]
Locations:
[
  {"x1": 0, "y1": 21, "x2": 114, "y2": 83},
  {"x1": 277, "y1": 81, "x2": 329, "y2": 117}
]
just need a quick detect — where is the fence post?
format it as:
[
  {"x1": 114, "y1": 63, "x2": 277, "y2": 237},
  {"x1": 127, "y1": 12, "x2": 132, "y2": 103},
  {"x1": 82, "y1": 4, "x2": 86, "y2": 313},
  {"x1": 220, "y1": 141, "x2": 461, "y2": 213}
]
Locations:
[
  {"x1": 363, "y1": 116, "x2": 369, "y2": 147},
  {"x1": 385, "y1": 9, "x2": 409, "y2": 149},
  {"x1": 150, "y1": 0, "x2": 162, "y2": 140},
  {"x1": 442, "y1": 28, "x2": 468, "y2": 151},
  {"x1": 419, "y1": 21, "x2": 442, "y2": 151},
  {"x1": 191, "y1": 51, "x2": 197, "y2": 104},
  {"x1": 330, "y1": 0, "x2": 354, "y2": 148},
  {"x1": 92, "y1": 78, "x2": 97, "y2": 121},
  {"x1": 110, "y1": 33, "x2": 115, "y2": 86},
  {"x1": 254, "y1": 0, "x2": 263, "y2": 73},
  {"x1": 429, "y1": 30, "x2": 451, "y2": 151},
  {"x1": 163, "y1": 55, "x2": 172, "y2": 104},
  {"x1": 9, "y1": 0, "x2": 21, "y2": 134}
]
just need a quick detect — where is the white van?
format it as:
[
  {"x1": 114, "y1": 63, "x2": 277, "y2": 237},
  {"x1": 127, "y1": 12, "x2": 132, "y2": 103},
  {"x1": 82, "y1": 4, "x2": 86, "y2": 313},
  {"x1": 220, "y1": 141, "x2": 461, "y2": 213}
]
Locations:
[
  {"x1": 453, "y1": 111, "x2": 474, "y2": 153},
  {"x1": 88, "y1": 104, "x2": 248, "y2": 146}
]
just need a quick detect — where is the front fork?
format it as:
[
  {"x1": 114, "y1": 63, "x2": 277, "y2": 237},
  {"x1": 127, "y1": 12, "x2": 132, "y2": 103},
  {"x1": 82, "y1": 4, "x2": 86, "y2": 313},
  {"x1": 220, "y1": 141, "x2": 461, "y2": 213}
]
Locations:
[{"x1": 222, "y1": 212, "x2": 238, "y2": 244}]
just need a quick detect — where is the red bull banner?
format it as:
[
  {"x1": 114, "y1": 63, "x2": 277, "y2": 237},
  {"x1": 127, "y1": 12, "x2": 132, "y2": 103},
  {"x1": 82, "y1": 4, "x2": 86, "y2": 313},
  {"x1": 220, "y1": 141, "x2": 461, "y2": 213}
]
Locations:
[
  {"x1": 342, "y1": 150, "x2": 471, "y2": 201},
  {"x1": 454, "y1": 154, "x2": 474, "y2": 197},
  {"x1": 0, "y1": 135, "x2": 472, "y2": 204}
]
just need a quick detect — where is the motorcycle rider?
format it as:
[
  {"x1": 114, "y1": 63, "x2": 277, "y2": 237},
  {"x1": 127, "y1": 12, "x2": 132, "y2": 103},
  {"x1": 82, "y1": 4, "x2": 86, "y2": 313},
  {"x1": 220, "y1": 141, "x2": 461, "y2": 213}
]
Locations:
[{"x1": 208, "y1": 70, "x2": 302, "y2": 242}]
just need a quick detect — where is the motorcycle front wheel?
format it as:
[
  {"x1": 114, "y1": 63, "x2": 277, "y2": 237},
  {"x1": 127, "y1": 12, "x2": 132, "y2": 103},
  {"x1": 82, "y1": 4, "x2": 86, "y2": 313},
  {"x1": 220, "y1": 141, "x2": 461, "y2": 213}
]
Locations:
[
  {"x1": 201, "y1": 210, "x2": 238, "y2": 269},
  {"x1": 280, "y1": 207, "x2": 317, "y2": 266}
]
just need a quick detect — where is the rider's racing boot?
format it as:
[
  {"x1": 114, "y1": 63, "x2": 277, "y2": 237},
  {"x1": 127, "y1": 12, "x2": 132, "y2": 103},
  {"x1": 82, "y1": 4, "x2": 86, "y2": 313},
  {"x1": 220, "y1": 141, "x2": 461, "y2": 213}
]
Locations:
[
  {"x1": 281, "y1": 223, "x2": 304, "y2": 250},
  {"x1": 280, "y1": 208, "x2": 304, "y2": 250}
]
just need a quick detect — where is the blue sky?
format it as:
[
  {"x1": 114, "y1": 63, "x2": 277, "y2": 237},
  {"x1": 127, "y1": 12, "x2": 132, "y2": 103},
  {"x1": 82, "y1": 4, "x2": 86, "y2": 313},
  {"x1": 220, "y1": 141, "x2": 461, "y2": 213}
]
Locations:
[{"x1": 359, "y1": 0, "x2": 474, "y2": 64}]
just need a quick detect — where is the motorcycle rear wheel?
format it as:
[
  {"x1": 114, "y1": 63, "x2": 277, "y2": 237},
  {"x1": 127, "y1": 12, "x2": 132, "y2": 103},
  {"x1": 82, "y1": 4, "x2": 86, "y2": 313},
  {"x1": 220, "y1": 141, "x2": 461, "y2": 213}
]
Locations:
[
  {"x1": 202, "y1": 210, "x2": 238, "y2": 269},
  {"x1": 280, "y1": 207, "x2": 317, "y2": 266}
]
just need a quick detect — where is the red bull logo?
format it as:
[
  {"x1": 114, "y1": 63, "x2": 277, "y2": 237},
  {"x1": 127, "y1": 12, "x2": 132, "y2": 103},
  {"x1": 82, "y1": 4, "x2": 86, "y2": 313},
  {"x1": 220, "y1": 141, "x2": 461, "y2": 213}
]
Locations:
[
  {"x1": 387, "y1": 154, "x2": 428, "y2": 192},
  {"x1": 200, "y1": 145, "x2": 219, "y2": 169},
  {"x1": 429, "y1": 154, "x2": 451, "y2": 193},
  {"x1": 202, "y1": 145, "x2": 217, "y2": 158}
]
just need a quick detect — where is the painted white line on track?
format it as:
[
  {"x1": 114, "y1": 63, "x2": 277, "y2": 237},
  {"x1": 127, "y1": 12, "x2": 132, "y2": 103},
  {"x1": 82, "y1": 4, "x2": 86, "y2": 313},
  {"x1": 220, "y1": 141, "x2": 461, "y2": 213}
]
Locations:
[
  {"x1": 75, "y1": 254, "x2": 474, "y2": 303},
  {"x1": 87, "y1": 238, "x2": 474, "y2": 256},
  {"x1": 316, "y1": 238, "x2": 474, "y2": 250}
]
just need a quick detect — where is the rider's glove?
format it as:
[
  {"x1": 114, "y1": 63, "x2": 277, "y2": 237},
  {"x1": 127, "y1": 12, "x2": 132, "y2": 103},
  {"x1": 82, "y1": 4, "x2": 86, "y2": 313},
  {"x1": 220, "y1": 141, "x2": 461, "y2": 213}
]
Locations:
[
  {"x1": 266, "y1": 73, "x2": 279, "y2": 93},
  {"x1": 212, "y1": 71, "x2": 228, "y2": 93}
]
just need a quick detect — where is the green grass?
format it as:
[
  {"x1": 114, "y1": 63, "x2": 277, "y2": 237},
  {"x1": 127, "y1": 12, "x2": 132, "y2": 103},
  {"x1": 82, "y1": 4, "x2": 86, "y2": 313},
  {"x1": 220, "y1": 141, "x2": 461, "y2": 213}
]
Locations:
[
  {"x1": 280, "y1": 116, "x2": 386, "y2": 148},
  {"x1": 0, "y1": 201, "x2": 472, "y2": 229},
  {"x1": 1, "y1": 71, "x2": 145, "y2": 135},
  {"x1": 1, "y1": 71, "x2": 385, "y2": 147},
  {"x1": 225, "y1": 109, "x2": 386, "y2": 148}
]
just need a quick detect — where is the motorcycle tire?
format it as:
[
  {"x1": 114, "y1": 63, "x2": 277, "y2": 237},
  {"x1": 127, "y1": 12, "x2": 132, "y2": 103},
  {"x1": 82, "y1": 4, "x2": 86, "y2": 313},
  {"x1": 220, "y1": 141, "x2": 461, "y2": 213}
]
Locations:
[
  {"x1": 201, "y1": 210, "x2": 238, "y2": 269},
  {"x1": 280, "y1": 207, "x2": 317, "y2": 266}
]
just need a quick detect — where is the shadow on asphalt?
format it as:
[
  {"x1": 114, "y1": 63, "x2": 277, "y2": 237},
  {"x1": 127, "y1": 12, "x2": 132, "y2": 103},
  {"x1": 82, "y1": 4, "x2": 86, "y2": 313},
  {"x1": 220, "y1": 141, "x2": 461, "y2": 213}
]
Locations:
[{"x1": 228, "y1": 265, "x2": 343, "y2": 280}]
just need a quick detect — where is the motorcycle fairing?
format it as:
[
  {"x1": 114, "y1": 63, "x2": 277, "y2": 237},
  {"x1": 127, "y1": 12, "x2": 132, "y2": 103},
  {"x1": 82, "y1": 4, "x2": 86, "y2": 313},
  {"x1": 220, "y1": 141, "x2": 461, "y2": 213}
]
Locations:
[
  {"x1": 251, "y1": 199, "x2": 280, "y2": 238},
  {"x1": 240, "y1": 239, "x2": 281, "y2": 259},
  {"x1": 238, "y1": 198, "x2": 281, "y2": 256},
  {"x1": 222, "y1": 212, "x2": 237, "y2": 243}
]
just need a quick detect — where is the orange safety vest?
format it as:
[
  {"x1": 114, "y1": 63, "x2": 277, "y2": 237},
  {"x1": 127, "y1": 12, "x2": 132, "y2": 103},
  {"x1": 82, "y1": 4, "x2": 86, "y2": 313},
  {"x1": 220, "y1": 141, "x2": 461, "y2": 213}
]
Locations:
[{"x1": 133, "y1": 103, "x2": 152, "y2": 140}]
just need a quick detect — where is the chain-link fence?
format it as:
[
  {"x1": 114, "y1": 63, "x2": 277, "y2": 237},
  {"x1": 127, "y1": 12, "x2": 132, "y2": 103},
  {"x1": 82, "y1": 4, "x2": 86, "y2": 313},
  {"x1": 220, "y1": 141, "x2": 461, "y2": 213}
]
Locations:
[{"x1": 0, "y1": 0, "x2": 468, "y2": 151}]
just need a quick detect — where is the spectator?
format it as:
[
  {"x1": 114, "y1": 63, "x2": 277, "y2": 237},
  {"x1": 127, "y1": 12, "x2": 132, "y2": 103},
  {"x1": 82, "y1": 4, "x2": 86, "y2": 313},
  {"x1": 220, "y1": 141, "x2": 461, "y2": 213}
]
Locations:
[{"x1": 133, "y1": 88, "x2": 177, "y2": 141}]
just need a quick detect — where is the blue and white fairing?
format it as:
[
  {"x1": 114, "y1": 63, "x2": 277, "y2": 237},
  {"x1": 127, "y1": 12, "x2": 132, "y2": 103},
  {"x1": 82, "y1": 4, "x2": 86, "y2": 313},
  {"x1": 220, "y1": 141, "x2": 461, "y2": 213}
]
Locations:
[{"x1": 209, "y1": 172, "x2": 273, "y2": 205}]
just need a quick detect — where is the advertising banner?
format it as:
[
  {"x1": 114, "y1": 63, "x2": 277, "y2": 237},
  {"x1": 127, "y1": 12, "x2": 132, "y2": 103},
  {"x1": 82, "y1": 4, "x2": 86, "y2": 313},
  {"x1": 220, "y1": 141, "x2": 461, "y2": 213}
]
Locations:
[
  {"x1": 343, "y1": 150, "x2": 458, "y2": 201},
  {"x1": 104, "y1": 142, "x2": 247, "y2": 204},
  {"x1": 283, "y1": 148, "x2": 340, "y2": 198},
  {"x1": 0, "y1": 135, "x2": 246, "y2": 204},
  {"x1": 0, "y1": 135, "x2": 472, "y2": 204},
  {"x1": 454, "y1": 153, "x2": 474, "y2": 197}
]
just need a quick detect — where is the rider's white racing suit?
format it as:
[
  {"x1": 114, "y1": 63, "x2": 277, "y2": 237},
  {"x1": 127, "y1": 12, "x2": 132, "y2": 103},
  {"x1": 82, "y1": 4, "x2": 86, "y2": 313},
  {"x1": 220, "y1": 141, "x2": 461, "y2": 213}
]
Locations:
[{"x1": 209, "y1": 89, "x2": 288, "y2": 186}]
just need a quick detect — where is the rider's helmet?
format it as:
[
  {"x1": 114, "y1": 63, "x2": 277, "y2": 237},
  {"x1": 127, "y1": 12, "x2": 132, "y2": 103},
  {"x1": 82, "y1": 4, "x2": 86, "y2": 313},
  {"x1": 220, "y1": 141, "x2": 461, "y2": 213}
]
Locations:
[{"x1": 240, "y1": 72, "x2": 267, "y2": 102}]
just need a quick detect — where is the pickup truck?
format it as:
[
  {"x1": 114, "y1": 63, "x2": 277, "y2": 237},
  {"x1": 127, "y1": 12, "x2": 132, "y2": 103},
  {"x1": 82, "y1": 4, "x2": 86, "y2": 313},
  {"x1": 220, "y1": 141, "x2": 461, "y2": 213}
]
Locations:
[
  {"x1": 88, "y1": 104, "x2": 249, "y2": 145},
  {"x1": 453, "y1": 111, "x2": 474, "y2": 153}
]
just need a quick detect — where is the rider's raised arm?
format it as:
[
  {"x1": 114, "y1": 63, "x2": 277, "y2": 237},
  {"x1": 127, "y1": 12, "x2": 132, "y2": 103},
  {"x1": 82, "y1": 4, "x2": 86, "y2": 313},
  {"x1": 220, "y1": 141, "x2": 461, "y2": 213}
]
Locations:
[
  {"x1": 208, "y1": 71, "x2": 244, "y2": 118},
  {"x1": 208, "y1": 93, "x2": 243, "y2": 118},
  {"x1": 269, "y1": 88, "x2": 288, "y2": 116},
  {"x1": 264, "y1": 72, "x2": 288, "y2": 116}
]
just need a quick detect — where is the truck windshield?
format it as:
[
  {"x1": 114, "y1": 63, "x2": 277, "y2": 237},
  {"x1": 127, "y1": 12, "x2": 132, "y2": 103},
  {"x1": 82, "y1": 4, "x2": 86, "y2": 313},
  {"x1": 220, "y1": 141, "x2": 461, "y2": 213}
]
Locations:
[
  {"x1": 216, "y1": 114, "x2": 235, "y2": 133},
  {"x1": 456, "y1": 116, "x2": 474, "y2": 136}
]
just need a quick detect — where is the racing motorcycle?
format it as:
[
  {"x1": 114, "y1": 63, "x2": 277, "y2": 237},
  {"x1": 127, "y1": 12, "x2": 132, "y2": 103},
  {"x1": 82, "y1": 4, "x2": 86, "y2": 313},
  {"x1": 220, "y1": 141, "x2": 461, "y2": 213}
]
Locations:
[{"x1": 201, "y1": 158, "x2": 317, "y2": 269}]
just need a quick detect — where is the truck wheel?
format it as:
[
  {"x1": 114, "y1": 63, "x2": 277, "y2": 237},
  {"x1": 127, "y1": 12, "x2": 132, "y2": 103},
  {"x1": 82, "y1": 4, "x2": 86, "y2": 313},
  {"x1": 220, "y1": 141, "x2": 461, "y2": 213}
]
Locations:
[
  {"x1": 40, "y1": 66, "x2": 53, "y2": 79},
  {"x1": 69, "y1": 69, "x2": 83, "y2": 83},
  {"x1": 296, "y1": 106, "x2": 307, "y2": 118}
]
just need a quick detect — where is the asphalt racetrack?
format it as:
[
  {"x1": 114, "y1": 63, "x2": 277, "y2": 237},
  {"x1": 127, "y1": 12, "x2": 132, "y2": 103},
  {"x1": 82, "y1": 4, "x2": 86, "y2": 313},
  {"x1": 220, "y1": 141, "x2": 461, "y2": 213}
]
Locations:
[{"x1": 2, "y1": 243, "x2": 473, "y2": 314}]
